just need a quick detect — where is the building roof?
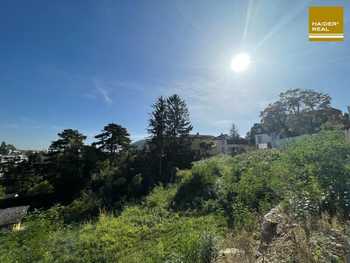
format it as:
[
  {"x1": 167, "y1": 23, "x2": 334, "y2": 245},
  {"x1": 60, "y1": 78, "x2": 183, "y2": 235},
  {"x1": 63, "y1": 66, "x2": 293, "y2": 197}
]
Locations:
[
  {"x1": 0, "y1": 206, "x2": 29, "y2": 227},
  {"x1": 190, "y1": 134, "x2": 216, "y2": 140},
  {"x1": 215, "y1": 134, "x2": 230, "y2": 140}
]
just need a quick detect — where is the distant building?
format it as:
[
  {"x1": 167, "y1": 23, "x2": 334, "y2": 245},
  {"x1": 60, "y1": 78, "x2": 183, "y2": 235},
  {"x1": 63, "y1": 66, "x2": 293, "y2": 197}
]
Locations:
[
  {"x1": 133, "y1": 133, "x2": 250, "y2": 159},
  {"x1": 0, "y1": 150, "x2": 28, "y2": 165},
  {"x1": 214, "y1": 133, "x2": 249, "y2": 155},
  {"x1": 255, "y1": 133, "x2": 280, "y2": 149},
  {"x1": 0, "y1": 151, "x2": 28, "y2": 177},
  {"x1": 255, "y1": 133, "x2": 309, "y2": 149},
  {"x1": 186, "y1": 132, "x2": 250, "y2": 157},
  {"x1": 215, "y1": 134, "x2": 232, "y2": 154}
]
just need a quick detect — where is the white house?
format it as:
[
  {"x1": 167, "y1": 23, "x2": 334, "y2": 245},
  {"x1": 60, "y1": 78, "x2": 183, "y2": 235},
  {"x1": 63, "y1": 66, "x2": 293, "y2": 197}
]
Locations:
[
  {"x1": 214, "y1": 134, "x2": 248, "y2": 155},
  {"x1": 255, "y1": 133, "x2": 281, "y2": 149}
]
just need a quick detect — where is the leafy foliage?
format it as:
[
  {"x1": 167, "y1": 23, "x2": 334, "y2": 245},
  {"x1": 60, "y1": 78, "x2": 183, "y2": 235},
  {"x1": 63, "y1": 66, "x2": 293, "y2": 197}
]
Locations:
[
  {"x1": 0, "y1": 141, "x2": 16, "y2": 155},
  {"x1": 2, "y1": 129, "x2": 350, "y2": 262},
  {"x1": 172, "y1": 130, "x2": 350, "y2": 230},
  {"x1": 230, "y1": 123, "x2": 240, "y2": 143},
  {"x1": 260, "y1": 89, "x2": 348, "y2": 137},
  {"x1": 279, "y1": 130, "x2": 350, "y2": 218},
  {"x1": 93, "y1": 123, "x2": 131, "y2": 158}
]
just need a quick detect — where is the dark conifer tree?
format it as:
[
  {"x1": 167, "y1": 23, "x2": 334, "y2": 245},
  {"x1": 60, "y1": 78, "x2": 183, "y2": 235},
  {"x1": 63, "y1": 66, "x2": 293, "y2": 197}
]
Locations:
[
  {"x1": 148, "y1": 94, "x2": 193, "y2": 183},
  {"x1": 93, "y1": 123, "x2": 131, "y2": 160},
  {"x1": 148, "y1": 96, "x2": 168, "y2": 183},
  {"x1": 47, "y1": 129, "x2": 87, "y2": 203}
]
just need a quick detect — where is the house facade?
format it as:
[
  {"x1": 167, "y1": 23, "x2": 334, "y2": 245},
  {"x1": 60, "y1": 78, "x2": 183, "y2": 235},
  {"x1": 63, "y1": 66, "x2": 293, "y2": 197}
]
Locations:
[
  {"x1": 214, "y1": 134, "x2": 249, "y2": 155},
  {"x1": 255, "y1": 133, "x2": 281, "y2": 149}
]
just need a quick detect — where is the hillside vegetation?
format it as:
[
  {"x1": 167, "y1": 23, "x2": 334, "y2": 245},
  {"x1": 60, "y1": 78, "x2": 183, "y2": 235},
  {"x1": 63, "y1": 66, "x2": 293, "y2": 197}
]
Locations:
[{"x1": 1, "y1": 130, "x2": 350, "y2": 262}]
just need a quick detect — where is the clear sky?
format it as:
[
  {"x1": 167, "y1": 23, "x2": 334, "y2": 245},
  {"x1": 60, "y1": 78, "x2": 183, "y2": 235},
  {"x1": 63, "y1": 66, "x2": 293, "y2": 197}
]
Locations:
[{"x1": 1, "y1": 0, "x2": 349, "y2": 149}]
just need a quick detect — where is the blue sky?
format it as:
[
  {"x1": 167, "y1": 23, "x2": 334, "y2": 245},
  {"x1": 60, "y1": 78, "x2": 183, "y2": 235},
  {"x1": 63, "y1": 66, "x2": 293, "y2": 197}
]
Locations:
[{"x1": 1, "y1": 0, "x2": 349, "y2": 149}]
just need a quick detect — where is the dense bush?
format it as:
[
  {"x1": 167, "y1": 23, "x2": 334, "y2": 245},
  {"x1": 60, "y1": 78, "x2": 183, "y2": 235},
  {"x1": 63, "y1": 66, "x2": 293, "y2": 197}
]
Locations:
[
  {"x1": 172, "y1": 150, "x2": 283, "y2": 229},
  {"x1": 279, "y1": 130, "x2": 350, "y2": 219},
  {"x1": 172, "y1": 157, "x2": 232, "y2": 211},
  {"x1": 171, "y1": 130, "x2": 350, "y2": 228}
]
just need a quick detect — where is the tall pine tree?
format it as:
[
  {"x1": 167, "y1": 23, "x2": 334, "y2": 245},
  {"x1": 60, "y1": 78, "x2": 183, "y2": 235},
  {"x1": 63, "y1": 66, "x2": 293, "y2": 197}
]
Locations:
[
  {"x1": 148, "y1": 94, "x2": 193, "y2": 183},
  {"x1": 148, "y1": 96, "x2": 168, "y2": 183},
  {"x1": 93, "y1": 123, "x2": 131, "y2": 160}
]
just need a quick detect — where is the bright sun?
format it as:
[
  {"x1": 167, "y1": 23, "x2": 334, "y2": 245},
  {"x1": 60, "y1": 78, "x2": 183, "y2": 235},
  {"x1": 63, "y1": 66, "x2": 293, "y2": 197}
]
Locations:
[{"x1": 231, "y1": 53, "x2": 251, "y2": 73}]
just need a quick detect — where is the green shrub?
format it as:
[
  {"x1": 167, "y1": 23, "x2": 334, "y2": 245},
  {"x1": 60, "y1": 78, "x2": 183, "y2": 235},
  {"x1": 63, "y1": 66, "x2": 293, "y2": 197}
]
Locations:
[
  {"x1": 144, "y1": 185, "x2": 177, "y2": 210},
  {"x1": 172, "y1": 157, "x2": 232, "y2": 211},
  {"x1": 280, "y1": 130, "x2": 350, "y2": 218},
  {"x1": 172, "y1": 149, "x2": 283, "y2": 229},
  {"x1": 62, "y1": 191, "x2": 101, "y2": 223}
]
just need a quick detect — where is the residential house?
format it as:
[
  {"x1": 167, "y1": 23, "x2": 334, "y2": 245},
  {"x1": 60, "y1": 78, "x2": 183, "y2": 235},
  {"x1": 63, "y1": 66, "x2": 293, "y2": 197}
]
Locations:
[
  {"x1": 214, "y1": 133, "x2": 249, "y2": 155},
  {"x1": 255, "y1": 133, "x2": 281, "y2": 149}
]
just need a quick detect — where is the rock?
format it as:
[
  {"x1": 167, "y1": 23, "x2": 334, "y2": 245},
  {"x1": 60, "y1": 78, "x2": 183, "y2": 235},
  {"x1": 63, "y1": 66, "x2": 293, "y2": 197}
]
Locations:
[
  {"x1": 335, "y1": 243, "x2": 343, "y2": 249},
  {"x1": 261, "y1": 206, "x2": 283, "y2": 244},
  {"x1": 217, "y1": 248, "x2": 245, "y2": 262}
]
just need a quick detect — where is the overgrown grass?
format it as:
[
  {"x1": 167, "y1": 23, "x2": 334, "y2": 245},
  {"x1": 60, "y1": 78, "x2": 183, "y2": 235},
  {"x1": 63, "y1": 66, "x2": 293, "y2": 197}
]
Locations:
[{"x1": 0, "y1": 186, "x2": 227, "y2": 263}]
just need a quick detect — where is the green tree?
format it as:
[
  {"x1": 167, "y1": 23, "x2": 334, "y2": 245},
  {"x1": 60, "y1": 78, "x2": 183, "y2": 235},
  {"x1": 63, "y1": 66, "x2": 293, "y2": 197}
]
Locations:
[
  {"x1": 47, "y1": 129, "x2": 88, "y2": 203},
  {"x1": 166, "y1": 94, "x2": 193, "y2": 137},
  {"x1": 2, "y1": 152, "x2": 54, "y2": 200},
  {"x1": 280, "y1": 89, "x2": 331, "y2": 114},
  {"x1": 260, "y1": 101, "x2": 288, "y2": 136},
  {"x1": 90, "y1": 151, "x2": 143, "y2": 209},
  {"x1": 148, "y1": 96, "x2": 168, "y2": 182},
  {"x1": 49, "y1": 129, "x2": 86, "y2": 154},
  {"x1": 246, "y1": 123, "x2": 263, "y2": 145},
  {"x1": 148, "y1": 94, "x2": 193, "y2": 184},
  {"x1": 229, "y1": 123, "x2": 240, "y2": 143},
  {"x1": 0, "y1": 141, "x2": 16, "y2": 155},
  {"x1": 0, "y1": 141, "x2": 7, "y2": 155},
  {"x1": 165, "y1": 94, "x2": 193, "y2": 182},
  {"x1": 93, "y1": 123, "x2": 131, "y2": 159},
  {"x1": 260, "y1": 89, "x2": 345, "y2": 137}
]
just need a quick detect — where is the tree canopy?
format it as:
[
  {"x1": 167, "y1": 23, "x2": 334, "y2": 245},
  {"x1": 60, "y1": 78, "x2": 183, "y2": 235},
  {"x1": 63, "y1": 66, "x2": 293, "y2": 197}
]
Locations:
[
  {"x1": 259, "y1": 89, "x2": 347, "y2": 138},
  {"x1": 0, "y1": 141, "x2": 16, "y2": 155},
  {"x1": 93, "y1": 123, "x2": 131, "y2": 158},
  {"x1": 49, "y1": 129, "x2": 86, "y2": 153},
  {"x1": 148, "y1": 94, "x2": 193, "y2": 183}
]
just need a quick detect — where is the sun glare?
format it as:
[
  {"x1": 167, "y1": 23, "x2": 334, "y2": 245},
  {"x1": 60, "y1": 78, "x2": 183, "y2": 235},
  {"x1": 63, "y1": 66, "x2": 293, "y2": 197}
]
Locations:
[{"x1": 231, "y1": 53, "x2": 251, "y2": 73}]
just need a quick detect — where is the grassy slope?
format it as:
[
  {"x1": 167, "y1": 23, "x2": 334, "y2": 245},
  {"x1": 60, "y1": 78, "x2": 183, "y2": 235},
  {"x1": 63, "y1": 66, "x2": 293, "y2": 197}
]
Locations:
[
  {"x1": 0, "y1": 186, "x2": 227, "y2": 263},
  {"x1": 1, "y1": 130, "x2": 350, "y2": 262}
]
